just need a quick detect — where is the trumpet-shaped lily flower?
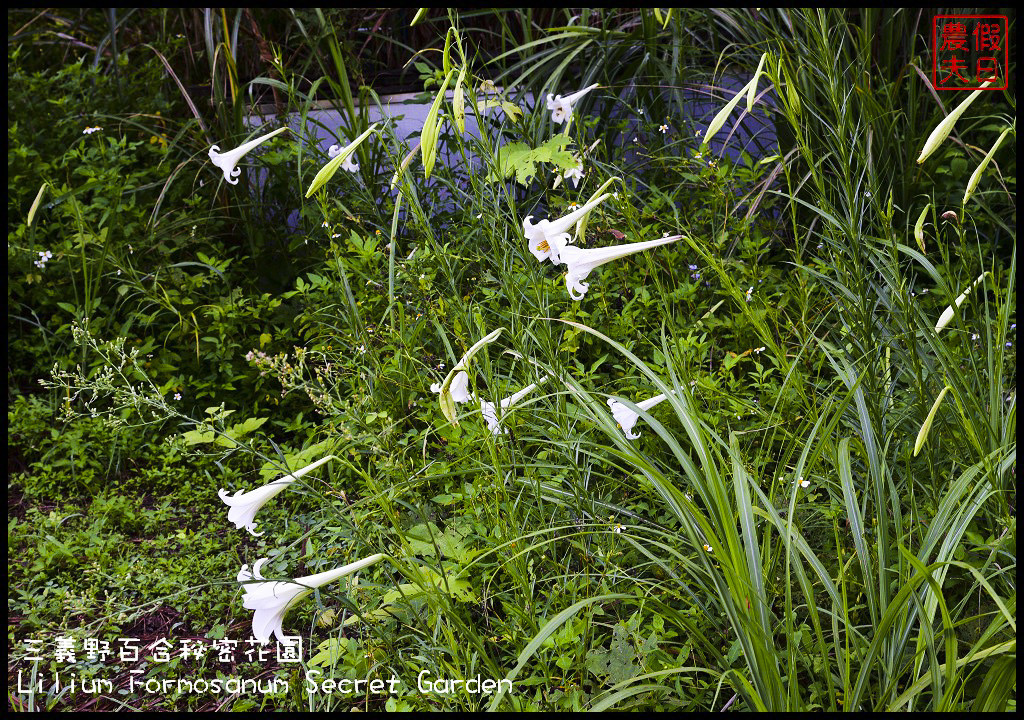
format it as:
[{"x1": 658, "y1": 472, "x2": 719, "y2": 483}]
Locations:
[
  {"x1": 306, "y1": 123, "x2": 378, "y2": 198},
  {"x1": 558, "y1": 234, "x2": 684, "y2": 300},
  {"x1": 209, "y1": 127, "x2": 289, "y2": 185},
  {"x1": 328, "y1": 144, "x2": 360, "y2": 172},
  {"x1": 935, "y1": 271, "x2": 989, "y2": 332},
  {"x1": 546, "y1": 83, "x2": 599, "y2": 125},
  {"x1": 607, "y1": 391, "x2": 673, "y2": 439},
  {"x1": 523, "y1": 192, "x2": 615, "y2": 264},
  {"x1": 431, "y1": 370, "x2": 473, "y2": 404},
  {"x1": 219, "y1": 455, "x2": 335, "y2": 536},
  {"x1": 435, "y1": 328, "x2": 504, "y2": 426},
  {"x1": 238, "y1": 553, "x2": 385, "y2": 644},
  {"x1": 562, "y1": 160, "x2": 584, "y2": 188},
  {"x1": 479, "y1": 378, "x2": 547, "y2": 435}
]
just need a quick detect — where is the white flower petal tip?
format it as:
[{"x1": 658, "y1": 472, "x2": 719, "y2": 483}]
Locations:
[
  {"x1": 238, "y1": 553, "x2": 385, "y2": 644},
  {"x1": 546, "y1": 83, "x2": 599, "y2": 125},
  {"x1": 209, "y1": 126, "x2": 289, "y2": 185},
  {"x1": 607, "y1": 392, "x2": 672, "y2": 440},
  {"x1": 219, "y1": 455, "x2": 335, "y2": 536},
  {"x1": 523, "y1": 193, "x2": 615, "y2": 265},
  {"x1": 306, "y1": 123, "x2": 379, "y2": 198},
  {"x1": 328, "y1": 144, "x2": 360, "y2": 172},
  {"x1": 561, "y1": 234, "x2": 684, "y2": 300}
]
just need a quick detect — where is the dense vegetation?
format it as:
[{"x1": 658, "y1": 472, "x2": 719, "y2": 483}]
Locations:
[{"x1": 8, "y1": 8, "x2": 1015, "y2": 711}]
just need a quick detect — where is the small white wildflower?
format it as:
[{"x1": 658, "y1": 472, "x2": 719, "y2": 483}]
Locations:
[
  {"x1": 798, "y1": 476, "x2": 809, "y2": 488},
  {"x1": 174, "y1": 392, "x2": 182, "y2": 401},
  {"x1": 83, "y1": 126, "x2": 103, "y2": 135},
  {"x1": 745, "y1": 286, "x2": 753, "y2": 302},
  {"x1": 659, "y1": 124, "x2": 668, "y2": 134}
]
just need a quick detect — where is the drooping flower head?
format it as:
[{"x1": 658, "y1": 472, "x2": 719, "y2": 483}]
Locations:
[
  {"x1": 434, "y1": 329, "x2": 504, "y2": 426},
  {"x1": 546, "y1": 83, "x2": 599, "y2": 125},
  {"x1": 607, "y1": 391, "x2": 673, "y2": 439},
  {"x1": 523, "y1": 192, "x2": 615, "y2": 265},
  {"x1": 238, "y1": 553, "x2": 385, "y2": 644},
  {"x1": 559, "y1": 234, "x2": 684, "y2": 300},
  {"x1": 219, "y1": 455, "x2": 335, "y2": 536},
  {"x1": 479, "y1": 378, "x2": 547, "y2": 436},
  {"x1": 431, "y1": 370, "x2": 473, "y2": 404},
  {"x1": 209, "y1": 126, "x2": 289, "y2": 185}
]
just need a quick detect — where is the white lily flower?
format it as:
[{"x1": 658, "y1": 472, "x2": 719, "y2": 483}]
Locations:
[
  {"x1": 431, "y1": 370, "x2": 473, "y2": 404},
  {"x1": 607, "y1": 391, "x2": 673, "y2": 439},
  {"x1": 219, "y1": 455, "x2": 335, "y2": 536},
  {"x1": 328, "y1": 144, "x2": 360, "y2": 172},
  {"x1": 238, "y1": 553, "x2": 385, "y2": 644},
  {"x1": 209, "y1": 126, "x2": 289, "y2": 185},
  {"x1": 934, "y1": 271, "x2": 989, "y2": 332},
  {"x1": 546, "y1": 83, "x2": 599, "y2": 125},
  {"x1": 523, "y1": 192, "x2": 614, "y2": 264},
  {"x1": 435, "y1": 328, "x2": 504, "y2": 427},
  {"x1": 563, "y1": 160, "x2": 584, "y2": 188},
  {"x1": 479, "y1": 378, "x2": 547, "y2": 435},
  {"x1": 558, "y1": 234, "x2": 684, "y2": 300}
]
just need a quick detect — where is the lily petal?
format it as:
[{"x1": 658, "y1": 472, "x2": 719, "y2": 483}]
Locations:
[
  {"x1": 607, "y1": 392, "x2": 672, "y2": 439},
  {"x1": 523, "y1": 192, "x2": 615, "y2": 265},
  {"x1": 329, "y1": 144, "x2": 361, "y2": 172},
  {"x1": 306, "y1": 123, "x2": 378, "y2": 198},
  {"x1": 479, "y1": 378, "x2": 547, "y2": 435}
]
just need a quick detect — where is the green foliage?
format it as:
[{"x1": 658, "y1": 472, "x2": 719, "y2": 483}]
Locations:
[{"x1": 8, "y1": 7, "x2": 1016, "y2": 713}]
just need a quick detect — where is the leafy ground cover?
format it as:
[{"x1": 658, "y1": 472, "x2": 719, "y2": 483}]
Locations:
[{"x1": 8, "y1": 8, "x2": 1016, "y2": 711}]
